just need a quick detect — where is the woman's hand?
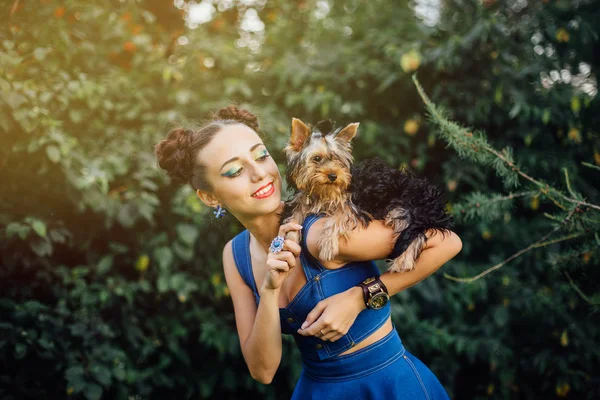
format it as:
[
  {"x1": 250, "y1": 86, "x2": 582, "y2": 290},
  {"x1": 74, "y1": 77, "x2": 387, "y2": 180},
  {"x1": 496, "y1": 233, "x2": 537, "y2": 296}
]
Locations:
[
  {"x1": 296, "y1": 286, "x2": 366, "y2": 342},
  {"x1": 261, "y1": 222, "x2": 303, "y2": 292}
]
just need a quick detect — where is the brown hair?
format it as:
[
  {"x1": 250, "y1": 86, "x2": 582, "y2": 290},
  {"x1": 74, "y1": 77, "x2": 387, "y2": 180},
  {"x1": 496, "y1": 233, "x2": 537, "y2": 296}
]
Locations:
[{"x1": 154, "y1": 106, "x2": 260, "y2": 191}]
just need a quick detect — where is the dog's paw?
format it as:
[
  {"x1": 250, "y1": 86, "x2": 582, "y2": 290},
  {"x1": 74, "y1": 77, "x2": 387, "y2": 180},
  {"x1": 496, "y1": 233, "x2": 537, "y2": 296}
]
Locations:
[
  {"x1": 285, "y1": 230, "x2": 301, "y2": 244},
  {"x1": 317, "y1": 235, "x2": 339, "y2": 261},
  {"x1": 388, "y1": 255, "x2": 415, "y2": 273},
  {"x1": 387, "y1": 239, "x2": 423, "y2": 272}
]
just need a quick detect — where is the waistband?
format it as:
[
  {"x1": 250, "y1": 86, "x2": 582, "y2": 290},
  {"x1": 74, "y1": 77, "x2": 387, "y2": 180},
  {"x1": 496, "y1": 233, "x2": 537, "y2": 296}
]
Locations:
[{"x1": 301, "y1": 327, "x2": 405, "y2": 383}]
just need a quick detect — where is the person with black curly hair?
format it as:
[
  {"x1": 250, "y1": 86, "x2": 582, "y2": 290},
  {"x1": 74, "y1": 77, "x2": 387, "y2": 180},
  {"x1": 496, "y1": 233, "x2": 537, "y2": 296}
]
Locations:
[{"x1": 155, "y1": 106, "x2": 462, "y2": 399}]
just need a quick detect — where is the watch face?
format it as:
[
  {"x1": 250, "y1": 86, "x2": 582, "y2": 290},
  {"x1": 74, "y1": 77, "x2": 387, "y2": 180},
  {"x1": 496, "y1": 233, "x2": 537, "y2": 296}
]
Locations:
[{"x1": 369, "y1": 293, "x2": 389, "y2": 310}]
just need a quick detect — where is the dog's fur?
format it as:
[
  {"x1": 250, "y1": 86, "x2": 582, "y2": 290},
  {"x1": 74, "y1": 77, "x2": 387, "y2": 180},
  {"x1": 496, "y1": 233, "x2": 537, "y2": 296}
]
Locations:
[{"x1": 282, "y1": 118, "x2": 453, "y2": 272}]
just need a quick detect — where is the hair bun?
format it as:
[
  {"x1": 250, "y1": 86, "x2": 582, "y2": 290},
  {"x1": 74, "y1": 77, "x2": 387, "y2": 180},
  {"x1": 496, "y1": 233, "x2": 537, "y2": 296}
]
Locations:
[
  {"x1": 215, "y1": 105, "x2": 259, "y2": 132},
  {"x1": 154, "y1": 127, "x2": 194, "y2": 184}
]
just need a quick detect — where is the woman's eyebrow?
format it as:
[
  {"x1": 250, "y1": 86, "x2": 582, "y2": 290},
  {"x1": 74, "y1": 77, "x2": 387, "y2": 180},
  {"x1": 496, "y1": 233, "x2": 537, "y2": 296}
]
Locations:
[{"x1": 219, "y1": 143, "x2": 265, "y2": 171}]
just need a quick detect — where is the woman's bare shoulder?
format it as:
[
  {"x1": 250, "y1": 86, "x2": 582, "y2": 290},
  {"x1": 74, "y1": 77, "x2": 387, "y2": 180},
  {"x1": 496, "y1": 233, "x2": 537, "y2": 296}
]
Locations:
[{"x1": 222, "y1": 239, "x2": 247, "y2": 288}]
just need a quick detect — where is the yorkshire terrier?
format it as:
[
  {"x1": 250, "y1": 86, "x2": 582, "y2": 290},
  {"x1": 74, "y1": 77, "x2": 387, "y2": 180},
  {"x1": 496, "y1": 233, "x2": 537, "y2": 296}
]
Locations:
[{"x1": 282, "y1": 118, "x2": 453, "y2": 273}]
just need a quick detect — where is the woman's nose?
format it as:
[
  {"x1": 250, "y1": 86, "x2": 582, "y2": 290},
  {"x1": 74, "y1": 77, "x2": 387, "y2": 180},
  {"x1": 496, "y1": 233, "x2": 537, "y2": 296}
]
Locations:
[{"x1": 250, "y1": 162, "x2": 268, "y2": 182}]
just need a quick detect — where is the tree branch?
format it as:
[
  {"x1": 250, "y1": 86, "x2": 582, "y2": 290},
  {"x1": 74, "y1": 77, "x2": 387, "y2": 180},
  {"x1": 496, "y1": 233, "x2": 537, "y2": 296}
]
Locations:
[{"x1": 444, "y1": 209, "x2": 577, "y2": 283}]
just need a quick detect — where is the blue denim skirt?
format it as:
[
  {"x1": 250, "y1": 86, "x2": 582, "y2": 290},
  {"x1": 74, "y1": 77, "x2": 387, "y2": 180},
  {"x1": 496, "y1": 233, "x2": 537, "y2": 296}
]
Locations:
[{"x1": 291, "y1": 329, "x2": 450, "y2": 400}]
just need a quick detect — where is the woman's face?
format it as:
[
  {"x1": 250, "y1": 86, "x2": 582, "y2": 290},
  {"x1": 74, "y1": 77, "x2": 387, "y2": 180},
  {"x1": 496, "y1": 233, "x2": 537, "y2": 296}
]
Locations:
[{"x1": 197, "y1": 124, "x2": 282, "y2": 218}]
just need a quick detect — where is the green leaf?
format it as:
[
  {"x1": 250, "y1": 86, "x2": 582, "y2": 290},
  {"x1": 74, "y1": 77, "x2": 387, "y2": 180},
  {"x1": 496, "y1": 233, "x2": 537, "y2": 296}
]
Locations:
[
  {"x1": 49, "y1": 229, "x2": 68, "y2": 244},
  {"x1": 70, "y1": 323, "x2": 87, "y2": 336},
  {"x1": 162, "y1": 66, "x2": 173, "y2": 83},
  {"x1": 175, "y1": 223, "x2": 198, "y2": 246},
  {"x1": 66, "y1": 366, "x2": 85, "y2": 381},
  {"x1": 90, "y1": 365, "x2": 112, "y2": 387},
  {"x1": 3, "y1": 92, "x2": 26, "y2": 109},
  {"x1": 0, "y1": 78, "x2": 11, "y2": 93},
  {"x1": 31, "y1": 219, "x2": 47, "y2": 237},
  {"x1": 46, "y1": 145, "x2": 61, "y2": 163},
  {"x1": 117, "y1": 203, "x2": 138, "y2": 228},
  {"x1": 170, "y1": 273, "x2": 187, "y2": 291},
  {"x1": 14, "y1": 343, "x2": 27, "y2": 359},
  {"x1": 33, "y1": 47, "x2": 51, "y2": 62},
  {"x1": 23, "y1": 300, "x2": 46, "y2": 312},
  {"x1": 173, "y1": 241, "x2": 194, "y2": 261},
  {"x1": 69, "y1": 109, "x2": 83, "y2": 124},
  {"x1": 6, "y1": 222, "x2": 30, "y2": 240},
  {"x1": 66, "y1": 365, "x2": 86, "y2": 392},
  {"x1": 30, "y1": 238, "x2": 53, "y2": 257},
  {"x1": 97, "y1": 255, "x2": 113, "y2": 275},
  {"x1": 157, "y1": 275, "x2": 169, "y2": 293},
  {"x1": 113, "y1": 366, "x2": 126, "y2": 381},
  {"x1": 38, "y1": 334, "x2": 54, "y2": 350},
  {"x1": 508, "y1": 103, "x2": 521, "y2": 119},
  {"x1": 493, "y1": 307, "x2": 509, "y2": 326},
  {"x1": 83, "y1": 383, "x2": 103, "y2": 400},
  {"x1": 153, "y1": 247, "x2": 174, "y2": 271}
]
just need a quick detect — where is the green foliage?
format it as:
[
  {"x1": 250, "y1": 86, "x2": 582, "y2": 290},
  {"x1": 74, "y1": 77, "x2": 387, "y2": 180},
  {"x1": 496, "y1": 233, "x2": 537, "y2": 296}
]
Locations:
[{"x1": 1, "y1": 0, "x2": 599, "y2": 399}]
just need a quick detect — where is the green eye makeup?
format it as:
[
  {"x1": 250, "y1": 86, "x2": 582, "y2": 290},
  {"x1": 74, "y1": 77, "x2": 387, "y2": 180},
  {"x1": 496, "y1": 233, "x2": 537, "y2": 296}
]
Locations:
[
  {"x1": 255, "y1": 148, "x2": 270, "y2": 159},
  {"x1": 222, "y1": 165, "x2": 242, "y2": 177},
  {"x1": 220, "y1": 145, "x2": 269, "y2": 178}
]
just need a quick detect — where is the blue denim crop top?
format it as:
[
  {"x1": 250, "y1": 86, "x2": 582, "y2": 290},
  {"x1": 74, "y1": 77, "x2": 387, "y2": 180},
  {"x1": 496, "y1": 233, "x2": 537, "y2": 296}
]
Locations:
[{"x1": 231, "y1": 214, "x2": 391, "y2": 361}]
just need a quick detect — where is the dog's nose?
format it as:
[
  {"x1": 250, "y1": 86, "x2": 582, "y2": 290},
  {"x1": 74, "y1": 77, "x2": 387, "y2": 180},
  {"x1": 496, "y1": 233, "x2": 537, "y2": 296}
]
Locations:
[{"x1": 327, "y1": 173, "x2": 337, "y2": 182}]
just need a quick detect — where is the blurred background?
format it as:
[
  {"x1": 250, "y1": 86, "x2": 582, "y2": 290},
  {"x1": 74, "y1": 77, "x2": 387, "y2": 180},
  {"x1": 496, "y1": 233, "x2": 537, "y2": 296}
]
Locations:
[{"x1": 1, "y1": 0, "x2": 599, "y2": 399}]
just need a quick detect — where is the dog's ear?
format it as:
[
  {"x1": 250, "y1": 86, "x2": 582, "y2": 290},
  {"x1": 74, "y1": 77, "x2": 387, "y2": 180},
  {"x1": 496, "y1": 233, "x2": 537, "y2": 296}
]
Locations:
[
  {"x1": 336, "y1": 122, "x2": 359, "y2": 142},
  {"x1": 290, "y1": 118, "x2": 310, "y2": 151}
]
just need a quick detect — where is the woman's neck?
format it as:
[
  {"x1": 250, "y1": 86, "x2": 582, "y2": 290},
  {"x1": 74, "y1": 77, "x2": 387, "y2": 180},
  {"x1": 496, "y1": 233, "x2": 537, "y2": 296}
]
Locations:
[{"x1": 242, "y1": 202, "x2": 284, "y2": 254}]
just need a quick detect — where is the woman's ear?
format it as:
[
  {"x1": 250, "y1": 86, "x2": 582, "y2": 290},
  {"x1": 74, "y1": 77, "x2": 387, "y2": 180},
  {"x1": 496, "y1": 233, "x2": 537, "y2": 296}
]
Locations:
[{"x1": 196, "y1": 189, "x2": 219, "y2": 208}]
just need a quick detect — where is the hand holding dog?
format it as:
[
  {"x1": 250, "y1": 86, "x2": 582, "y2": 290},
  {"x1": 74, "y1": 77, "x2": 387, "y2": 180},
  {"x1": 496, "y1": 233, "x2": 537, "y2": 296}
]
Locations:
[
  {"x1": 262, "y1": 222, "x2": 303, "y2": 292},
  {"x1": 297, "y1": 286, "x2": 366, "y2": 342}
]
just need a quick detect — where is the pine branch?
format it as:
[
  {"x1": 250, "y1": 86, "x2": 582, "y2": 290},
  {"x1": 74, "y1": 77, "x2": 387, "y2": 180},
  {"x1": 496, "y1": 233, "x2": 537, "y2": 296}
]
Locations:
[
  {"x1": 547, "y1": 240, "x2": 598, "y2": 268},
  {"x1": 581, "y1": 161, "x2": 600, "y2": 172},
  {"x1": 563, "y1": 168, "x2": 578, "y2": 199},
  {"x1": 412, "y1": 76, "x2": 600, "y2": 213},
  {"x1": 534, "y1": 232, "x2": 587, "y2": 248},
  {"x1": 452, "y1": 190, "x2": 538, "y2": 223},
  {"x1": 443, "y1": 209, "x2": 577, "y2": 283},
  {"x1": 411, "y1": 77, "x2": 599, "y2": 284},
  {"x1": 564, "y1": 271, "x2": 600, "y2": 306}
]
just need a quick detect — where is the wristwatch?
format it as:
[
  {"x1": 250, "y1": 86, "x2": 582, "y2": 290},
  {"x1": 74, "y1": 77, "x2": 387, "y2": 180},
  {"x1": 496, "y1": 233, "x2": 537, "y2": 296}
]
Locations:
[{"x1": 357, "y1": 277, "x2": 389, "y2": 310}]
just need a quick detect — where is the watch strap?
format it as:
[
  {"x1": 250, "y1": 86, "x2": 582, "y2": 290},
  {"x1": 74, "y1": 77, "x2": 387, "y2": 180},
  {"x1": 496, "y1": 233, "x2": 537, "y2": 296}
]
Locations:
[{"x1": 358, "y1": 276, "x2": 388, "y2": 307}]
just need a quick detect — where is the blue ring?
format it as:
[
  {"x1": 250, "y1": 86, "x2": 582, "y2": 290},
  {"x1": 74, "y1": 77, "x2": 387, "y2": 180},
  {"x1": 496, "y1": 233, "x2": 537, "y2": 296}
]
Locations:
[{"x1": 269, "y1": 236, "x2": 285, "y2": 253}]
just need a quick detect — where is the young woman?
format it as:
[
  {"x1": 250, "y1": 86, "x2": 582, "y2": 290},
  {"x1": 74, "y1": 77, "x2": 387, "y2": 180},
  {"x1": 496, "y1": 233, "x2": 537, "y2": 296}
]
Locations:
[{"x1": 155, "y1": 106, "x2": 462, "y2": 399}]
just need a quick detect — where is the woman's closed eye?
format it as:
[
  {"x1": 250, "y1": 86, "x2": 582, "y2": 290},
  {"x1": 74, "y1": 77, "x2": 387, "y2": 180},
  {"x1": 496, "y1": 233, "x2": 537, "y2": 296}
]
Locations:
[
  {"x1": 223, "y1": 166, "x2": 243, "y2": 178},
  {"x1": 222, "y1": 151, "x2": 270, "y2": 178},
  {"x1": 256, "y1": 149, "x2": 270, "y2": 162}
]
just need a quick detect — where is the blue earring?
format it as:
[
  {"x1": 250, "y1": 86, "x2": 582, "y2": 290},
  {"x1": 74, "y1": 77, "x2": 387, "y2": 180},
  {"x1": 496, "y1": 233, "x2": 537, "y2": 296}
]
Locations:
[{"x1": 213, "y1": 205, "x2": 226, "y2": 219}]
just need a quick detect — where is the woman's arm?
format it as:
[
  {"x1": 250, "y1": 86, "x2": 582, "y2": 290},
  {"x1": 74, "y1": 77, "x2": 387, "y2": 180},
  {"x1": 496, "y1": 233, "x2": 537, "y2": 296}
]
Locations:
[
  {"x1": 222, "y1": 222, "x2": 302, "y2": 384},
  {"x1": 222, "y1": 241, "x2": 282, "y2": 384},
  {"x1": 339, "y1": 228, "x2": 462, "y2": 317},
  {"x1": 379, "y1": 228, "x2": 463, "y2": 294},
  {"x1": 305, "y1": 218, "x2": 462, "y2": 279},
  {"x1": 298, "y1": 221, "x2": 462, "y2": 338}
]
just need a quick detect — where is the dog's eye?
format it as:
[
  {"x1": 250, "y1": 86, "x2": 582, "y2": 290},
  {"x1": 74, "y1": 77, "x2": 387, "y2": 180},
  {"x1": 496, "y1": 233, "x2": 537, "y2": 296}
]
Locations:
[{"x1": 312, "y1": 156, "x2": 322, "y2": 162}]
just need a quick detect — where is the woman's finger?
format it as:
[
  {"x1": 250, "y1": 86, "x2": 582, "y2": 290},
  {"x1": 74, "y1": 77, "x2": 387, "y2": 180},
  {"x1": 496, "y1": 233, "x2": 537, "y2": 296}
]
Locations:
[
  {"x1": 278, "y1": 221, "x2": 303, "y2": 238},
  {"x1": 283, "y1": 239, "x2": 301, "y2": 257},
  {"x1": 319, "y1": 327, "x2": 345, "y2": 342},
  {"x1": 327, "y1": 333, "x2": 345, "y2": 343},
  {"x1": 273, "y1": 251, "x2": 296, "y2": 269},
  {"x1": 266, "y1": 258, "x2": 290, "y2": 273},
  {"x1": 316, "y1": 328, "x2": 328, "y2": 337},
  {"x1": 297, "y1": 301, "x2": 326, "y2": 334}
]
